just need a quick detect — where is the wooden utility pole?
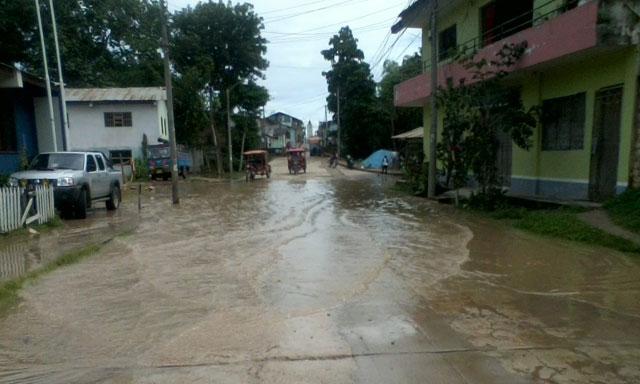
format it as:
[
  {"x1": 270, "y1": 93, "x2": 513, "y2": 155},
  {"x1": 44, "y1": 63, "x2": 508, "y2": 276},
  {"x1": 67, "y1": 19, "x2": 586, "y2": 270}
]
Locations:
[
  {"x1": 337, "y1": 87, "x2": 341, "y2": 158},
  {"x1": 226, "y1": 88, "x2": 233, "y2": 174},
  {"x1": 428, "y1": 0, "x2": 439, "y2": 199},
  {"x1": 161, "y1": 0, "x2": 179, "y2": 204},
  {"x1": 208, "y1": 87, "x2": 223, "y2": 177}
]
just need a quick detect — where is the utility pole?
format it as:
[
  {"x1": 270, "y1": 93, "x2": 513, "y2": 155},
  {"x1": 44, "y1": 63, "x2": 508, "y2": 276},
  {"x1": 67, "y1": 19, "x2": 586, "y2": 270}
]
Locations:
[
  {"x1": 34, "y1": 0, "x2": 57, "y2": 152},
  {"x1": 48, "y1": 0, "x2": 69, "y2": 151},
  {"x1": 161, "y1": 0, "x2": 179, "y2": 204},
  {"x1": 428, "y1": 0, "x2": 439, "y2": 199},
  {"x1": 336, "y1": 87, "x2": 341, "y2": 158},
  {"x1": 226, "y1": 88, "x2": 233, "y2": 174},
  {"x1": 208, "y1": 87, "x2": 223, "y2": 177},
  {"x1": 324, "y1": 104, "x2": 328, "y2": 147}
]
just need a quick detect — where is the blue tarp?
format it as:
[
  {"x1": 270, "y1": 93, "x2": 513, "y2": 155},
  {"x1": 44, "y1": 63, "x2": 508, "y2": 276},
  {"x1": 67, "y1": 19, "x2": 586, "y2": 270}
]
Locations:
[{"x1": 362, "y1": 149, "x2": 399, "y2": 169}]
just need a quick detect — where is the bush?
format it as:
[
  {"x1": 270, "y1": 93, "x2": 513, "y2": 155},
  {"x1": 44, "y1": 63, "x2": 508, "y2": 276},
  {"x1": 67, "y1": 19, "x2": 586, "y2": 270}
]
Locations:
[
  {"x1": 605, "y1": 188, "x2": 640, "y2": 233},
  {"x1": 0, "y1": 174, "x2": 9, "y2": 187},
  {"x1": 134, "y1": 158, "x2": 149, "y2": 181},
  {"x1": 467, "y1": 188, "x2": 509, "y2": 211}
]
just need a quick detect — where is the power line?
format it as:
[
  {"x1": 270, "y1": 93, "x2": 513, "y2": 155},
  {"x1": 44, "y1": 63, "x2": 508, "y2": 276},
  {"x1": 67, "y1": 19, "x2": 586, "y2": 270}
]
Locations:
[{"x1": 263, "y1": 0, "x2": 366, "y2": 24}]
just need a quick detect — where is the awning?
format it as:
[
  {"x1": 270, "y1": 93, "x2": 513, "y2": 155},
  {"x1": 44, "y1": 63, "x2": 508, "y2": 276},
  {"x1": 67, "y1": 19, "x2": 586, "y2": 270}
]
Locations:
[{"x1": 392, "y1": 127, "x2": 424, "y2": 140}]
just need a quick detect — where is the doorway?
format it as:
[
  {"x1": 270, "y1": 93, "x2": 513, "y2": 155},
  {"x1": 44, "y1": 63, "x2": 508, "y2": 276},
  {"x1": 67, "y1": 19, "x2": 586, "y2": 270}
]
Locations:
[{"x1": 589, "y1": 86, "x2": 623, "y2": 201}]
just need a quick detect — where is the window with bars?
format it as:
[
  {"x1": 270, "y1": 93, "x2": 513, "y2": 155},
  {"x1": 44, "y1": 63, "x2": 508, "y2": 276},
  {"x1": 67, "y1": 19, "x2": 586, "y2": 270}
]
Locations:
[
  {"x1": 104, "y1": 112, "x2": 132, "y2": 127},
  {"x1": 541, "y1": 93, "x2": 586, "y2": 151},
  {"x1": 439, "y1": 25, "x2": 457, "y2": 61}
]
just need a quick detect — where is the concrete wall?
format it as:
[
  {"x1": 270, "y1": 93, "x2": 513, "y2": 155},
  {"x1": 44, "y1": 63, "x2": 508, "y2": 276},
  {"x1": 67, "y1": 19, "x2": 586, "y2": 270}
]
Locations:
[
  {"x1": 34, "y1": 97, "x2": 64, "y2": 154},
  {"x1": 66, "y1": 101, "x2": 168, "y2": 159},
  {"x1": 511, "y1": 48, "x2": 638, "y2": 199}
]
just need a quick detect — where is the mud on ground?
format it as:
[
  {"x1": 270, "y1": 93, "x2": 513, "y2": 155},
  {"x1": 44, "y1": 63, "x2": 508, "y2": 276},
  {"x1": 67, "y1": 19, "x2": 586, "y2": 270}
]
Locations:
[{"x1": 0, "y1": 157, "x2": 639, "y2": 383}]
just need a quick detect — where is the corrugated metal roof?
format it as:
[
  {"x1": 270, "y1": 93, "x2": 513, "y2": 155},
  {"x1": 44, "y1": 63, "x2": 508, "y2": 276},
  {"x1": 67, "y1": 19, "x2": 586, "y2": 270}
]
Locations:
[
  {"x1": 66, "y1": 87, "x2": 167, "y2": 102},
  {"x1": 392, "y1": 127, "x2": 424, "y2": 140}
]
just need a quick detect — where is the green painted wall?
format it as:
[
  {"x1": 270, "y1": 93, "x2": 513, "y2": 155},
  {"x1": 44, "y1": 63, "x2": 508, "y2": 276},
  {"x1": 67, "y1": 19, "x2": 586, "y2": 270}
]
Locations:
[
  {"x1": 417, "y1": 0, "x2": 640, "y2": 190},
  {"x1": 513, "y1": 48, "x2": 639, "y2": 184}
]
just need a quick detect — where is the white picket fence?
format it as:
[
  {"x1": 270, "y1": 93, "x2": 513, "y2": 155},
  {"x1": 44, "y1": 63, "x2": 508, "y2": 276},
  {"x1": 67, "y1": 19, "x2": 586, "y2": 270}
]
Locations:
[{"x1": 0, "y1": 186, "x2": 56, "y2": 233}]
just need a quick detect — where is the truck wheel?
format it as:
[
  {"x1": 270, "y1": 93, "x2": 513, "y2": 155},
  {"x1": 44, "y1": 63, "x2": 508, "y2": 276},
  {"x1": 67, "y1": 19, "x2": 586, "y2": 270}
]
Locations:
[
  {"x1": 106, "y1": 185, "x2": 120, "y2": 211},
  {"x1": 75, "y1": 189, "x2": 88, "y2": 219}
]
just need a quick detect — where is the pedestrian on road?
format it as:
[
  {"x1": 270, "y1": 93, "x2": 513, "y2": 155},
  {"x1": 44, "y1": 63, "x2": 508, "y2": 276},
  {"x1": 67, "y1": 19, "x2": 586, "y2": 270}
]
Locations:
[
  {"x1": 381, "y1": 155, "x2": 389, "y2": 175},
  {"x1": 330, "y1": 152, "x2": 338, "y2": 168}
]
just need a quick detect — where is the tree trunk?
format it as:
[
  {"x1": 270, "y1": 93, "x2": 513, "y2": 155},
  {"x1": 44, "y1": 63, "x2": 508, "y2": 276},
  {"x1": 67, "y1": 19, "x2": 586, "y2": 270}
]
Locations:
[{"x1": 209, "y1": 87, "x2": 223, "y2": 177}]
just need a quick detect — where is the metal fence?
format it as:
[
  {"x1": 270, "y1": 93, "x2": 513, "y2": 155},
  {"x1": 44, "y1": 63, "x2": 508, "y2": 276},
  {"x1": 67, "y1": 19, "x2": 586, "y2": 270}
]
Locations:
[{"x1": 0, "y1": 186, "x2": 56, "y2": 233}]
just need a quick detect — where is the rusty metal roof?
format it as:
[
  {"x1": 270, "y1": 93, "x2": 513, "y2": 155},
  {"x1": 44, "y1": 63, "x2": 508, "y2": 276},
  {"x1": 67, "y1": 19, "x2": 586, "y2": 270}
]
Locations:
[{"x1": 66, "y1": 87, "x2": 167, "y2": 102}]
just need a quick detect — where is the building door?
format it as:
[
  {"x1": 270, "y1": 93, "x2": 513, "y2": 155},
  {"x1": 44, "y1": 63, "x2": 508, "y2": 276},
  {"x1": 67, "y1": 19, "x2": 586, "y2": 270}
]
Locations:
[
  {"x1": 589, "y1": 86, "x2": 623, "y2": 201},
  {"x1": 496, "y1": 130, "x2": 512, "y2": 187}
]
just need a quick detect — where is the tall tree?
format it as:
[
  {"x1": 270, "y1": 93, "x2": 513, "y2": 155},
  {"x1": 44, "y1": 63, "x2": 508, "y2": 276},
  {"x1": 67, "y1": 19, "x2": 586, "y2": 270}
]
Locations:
[
  {"x1": 322, "y1": 26, "x2": 386, "y2": 159},
  {"x1": 171, "y1": 1, "x2": 268, "y2": 170},
  {"x1": 0, "y1": 0, "x2": 164, "y2": 87},
  {"x1": 378, "y1": 54, "x2": 423, "y2": 138}
]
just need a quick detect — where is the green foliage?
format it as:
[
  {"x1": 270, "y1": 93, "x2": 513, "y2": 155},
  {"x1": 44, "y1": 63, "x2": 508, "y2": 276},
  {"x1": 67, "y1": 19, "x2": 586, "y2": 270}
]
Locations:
[
  {"x1": 379, "y1": 54, "x2": 423, "y2": 138},
  {"x1": 171, "y1": 2, "x2": 269, "y2": 164},
  {"x1": 322, "y1": 26, "x2": 388, "y2": 158},
  {"x1": 141, "y1": 134, "x2": 149, "y2": 164},
  {"x1": 134, "y1": 158, "x2": 149, "y2": 181},
  {"x1": 467, "y1": 189, "x2": 510, "y2": 211},
  {"x1": 1, "y1": 0, "x2": 164, "y2": 87},
  {"x1": 605, "y1": 188, "x2": 640, "y2": 233},
  {"x1": 469, "y1": 197, "x2": 640, "y2": 254},
  {"x1": 0, "y1": 174, "x2": 9, "y2": 187},
  {"x1": 437, "y1": 42, "x2": 538, "y2": 192}
]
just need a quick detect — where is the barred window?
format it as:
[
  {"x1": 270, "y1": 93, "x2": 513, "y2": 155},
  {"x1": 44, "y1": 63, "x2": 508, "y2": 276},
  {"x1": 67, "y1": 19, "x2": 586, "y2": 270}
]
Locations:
[
  {"x1": 542, "y1": 93, "x2": 586, "y2": 151},
  {"x1": 104, "y1": 112, "x2": 132, "y2": 127}
]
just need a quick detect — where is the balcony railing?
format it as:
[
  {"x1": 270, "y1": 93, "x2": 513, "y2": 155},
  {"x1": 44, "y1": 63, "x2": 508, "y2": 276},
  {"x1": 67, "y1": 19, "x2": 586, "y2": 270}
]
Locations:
[
  {"x1": 425, "y1": 0, "x2": 585, "y2": 73},
  {"x1": 396, "y1": 1, "x2": 599, "y2": 107}
]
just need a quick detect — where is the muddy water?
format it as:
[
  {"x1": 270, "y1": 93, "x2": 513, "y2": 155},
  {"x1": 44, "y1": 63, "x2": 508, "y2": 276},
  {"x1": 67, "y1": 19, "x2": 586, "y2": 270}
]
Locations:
[{"x1": 0, "y1": 158, "x2": 638, "y2": 383}]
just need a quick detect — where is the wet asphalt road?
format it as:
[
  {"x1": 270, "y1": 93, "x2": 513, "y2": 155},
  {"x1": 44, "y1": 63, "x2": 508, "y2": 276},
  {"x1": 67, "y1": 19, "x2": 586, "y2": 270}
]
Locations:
[{"x1": 0, "y1": 157, "x2": 639, "y2": 383}]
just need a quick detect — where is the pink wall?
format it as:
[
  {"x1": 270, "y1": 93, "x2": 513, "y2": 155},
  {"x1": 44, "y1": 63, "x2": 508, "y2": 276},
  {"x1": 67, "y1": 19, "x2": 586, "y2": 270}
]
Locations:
[{"x1": 395, "y1": 1, "x2": 599, "y2": 107}]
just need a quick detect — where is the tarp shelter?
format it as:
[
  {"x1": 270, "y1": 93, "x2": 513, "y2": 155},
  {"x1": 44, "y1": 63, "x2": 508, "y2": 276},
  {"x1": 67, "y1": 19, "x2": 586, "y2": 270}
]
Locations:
[
  {"x1": 362, "y1": 149, "x2": 399, "y2": 169},
  {"x1": 392, "y1": 127, "x2": 423, "y2": 141}
]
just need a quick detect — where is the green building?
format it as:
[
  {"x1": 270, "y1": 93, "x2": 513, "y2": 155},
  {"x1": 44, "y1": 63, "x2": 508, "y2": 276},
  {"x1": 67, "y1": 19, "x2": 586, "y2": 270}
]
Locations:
[{"x1": 392, "y1": 0, "x2": 640, "y2": 201}]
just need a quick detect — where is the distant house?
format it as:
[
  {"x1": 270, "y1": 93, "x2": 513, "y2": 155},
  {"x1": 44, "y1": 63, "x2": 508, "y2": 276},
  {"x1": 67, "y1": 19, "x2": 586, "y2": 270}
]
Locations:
[
  {"x1": 65, "y1": 87, "x2": 169, "y2": 163},
  {"x1": 0, "y1": 63, "x2": 64, "y2": 174},
  {"x1": 260, "y1": 112, "x2": 304, "y2": 153}
]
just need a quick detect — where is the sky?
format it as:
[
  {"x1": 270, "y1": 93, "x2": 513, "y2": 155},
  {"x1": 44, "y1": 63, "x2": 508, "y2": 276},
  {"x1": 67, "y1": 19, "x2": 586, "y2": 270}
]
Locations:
[{"x1": 167, "y1": 0, "x2": 422, "y2": 130}]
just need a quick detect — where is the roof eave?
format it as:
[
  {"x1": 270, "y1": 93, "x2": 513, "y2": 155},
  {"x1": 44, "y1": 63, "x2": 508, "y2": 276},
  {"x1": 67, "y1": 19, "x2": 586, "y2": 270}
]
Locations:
[{"x1": 391, "y1": 0, "x2": 429, "y2": 34}]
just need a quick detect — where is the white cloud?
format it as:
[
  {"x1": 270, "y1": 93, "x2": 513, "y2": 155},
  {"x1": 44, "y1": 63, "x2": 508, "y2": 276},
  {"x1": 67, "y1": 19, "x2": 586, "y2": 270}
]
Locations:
[{"x1": 168, "y1": 0, "x2": 421, "y2": 126}]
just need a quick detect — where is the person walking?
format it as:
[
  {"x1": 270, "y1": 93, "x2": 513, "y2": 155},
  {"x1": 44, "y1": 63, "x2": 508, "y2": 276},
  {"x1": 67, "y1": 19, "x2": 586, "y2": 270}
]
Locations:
[{"x1": 381, "y1": 155, "x2": 389, "y2": 175}]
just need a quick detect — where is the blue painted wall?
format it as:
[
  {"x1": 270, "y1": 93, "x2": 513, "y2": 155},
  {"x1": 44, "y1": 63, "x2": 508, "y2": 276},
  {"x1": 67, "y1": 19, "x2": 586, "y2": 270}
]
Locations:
[{"x1": 0, "y1": 87, "x2": 41, "y2": 175}]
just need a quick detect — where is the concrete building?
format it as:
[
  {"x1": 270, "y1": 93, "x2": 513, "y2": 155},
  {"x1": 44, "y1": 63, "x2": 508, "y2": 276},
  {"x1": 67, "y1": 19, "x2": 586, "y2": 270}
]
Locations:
[
  {"x1": 0, "y1": 63, "x2": 63, "y2": 174},
  {"x1": 393, "y1": 0, "x2": 640, "y2": 201},
  {"x1": 260, "y1": 112, "x2": 304, "y2": 153},
  {"x1": 65, "y1": 87, "x2": 168, "y2": 162}
]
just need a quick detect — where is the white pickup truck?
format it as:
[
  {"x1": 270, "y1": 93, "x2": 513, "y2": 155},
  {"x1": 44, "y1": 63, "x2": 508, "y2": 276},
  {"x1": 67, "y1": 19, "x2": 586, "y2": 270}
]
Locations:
[{"x1": 9, "y1": 152, "x2": 122, "y2": 219}]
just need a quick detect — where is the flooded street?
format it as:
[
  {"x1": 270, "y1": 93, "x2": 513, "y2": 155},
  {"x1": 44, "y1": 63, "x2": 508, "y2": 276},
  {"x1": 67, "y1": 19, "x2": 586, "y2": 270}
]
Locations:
[{"x1": 1, "y1": 157, "x2": 639, "y2": 383}]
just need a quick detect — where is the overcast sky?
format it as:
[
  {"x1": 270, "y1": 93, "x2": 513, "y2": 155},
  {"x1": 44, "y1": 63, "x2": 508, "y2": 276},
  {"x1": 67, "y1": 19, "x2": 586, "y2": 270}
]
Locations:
[{"x1": 168, "y1": 0, "x2": 421, "y2": 129}]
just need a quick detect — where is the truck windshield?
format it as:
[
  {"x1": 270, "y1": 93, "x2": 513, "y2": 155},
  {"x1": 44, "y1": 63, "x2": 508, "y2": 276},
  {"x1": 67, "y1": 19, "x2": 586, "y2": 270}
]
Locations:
[
  {"x1": 148, "y1": 147, "x2": 170, "y2": 159},
  {"x1": 29, "y1": 153, "x2": 85, "y2": 171}
]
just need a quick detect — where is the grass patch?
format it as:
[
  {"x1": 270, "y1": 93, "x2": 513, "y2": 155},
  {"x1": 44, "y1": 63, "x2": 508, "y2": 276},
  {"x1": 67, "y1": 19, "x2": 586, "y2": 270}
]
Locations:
[
  {"x1": 0, "y1": 244, "x2": 102, "y2": 313},
  {"x1": 604, "y1": 188, "x2": 640, "y2": 234},
  {"x1": 512, "y1": 209, "x2": 640, "y2": 253},
  {"x1": 0, "y1": 215, "x2": 63, "y2": 241},
  {"x1": 465, "y1": 190, "x2": 640, "y2": 254}
]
